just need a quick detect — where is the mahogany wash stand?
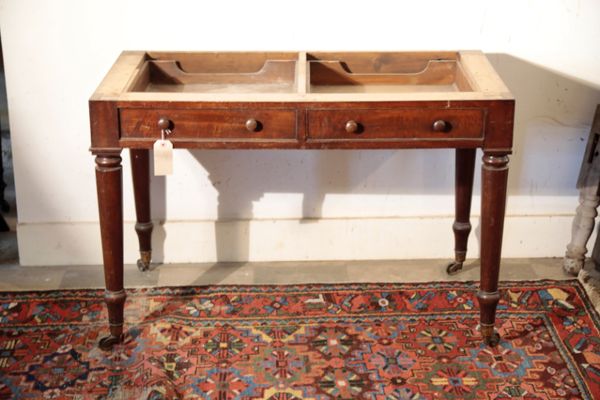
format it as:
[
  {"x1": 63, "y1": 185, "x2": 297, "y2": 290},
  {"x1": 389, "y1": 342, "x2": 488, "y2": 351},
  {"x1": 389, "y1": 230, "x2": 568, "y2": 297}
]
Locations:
[{"x1": 89, "y1": 51, "x2": 514, "y2": 350}]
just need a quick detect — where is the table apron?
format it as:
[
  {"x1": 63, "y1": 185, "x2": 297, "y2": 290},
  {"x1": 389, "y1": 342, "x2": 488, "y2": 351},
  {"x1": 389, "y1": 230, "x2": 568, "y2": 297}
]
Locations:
[{"x1": 116, "y1": 105, "x2": 488, "y2": 150}]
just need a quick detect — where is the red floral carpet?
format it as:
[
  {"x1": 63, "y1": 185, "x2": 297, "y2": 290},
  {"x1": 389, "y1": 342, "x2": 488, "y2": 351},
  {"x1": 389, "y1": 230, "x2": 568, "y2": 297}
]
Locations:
[{"x1": 0, "y1": 280, "x2": 599, "y2": 399}]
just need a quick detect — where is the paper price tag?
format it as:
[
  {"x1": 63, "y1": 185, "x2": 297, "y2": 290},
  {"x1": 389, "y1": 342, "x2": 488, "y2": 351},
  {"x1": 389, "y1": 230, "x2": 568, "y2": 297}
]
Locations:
[{"x1": 153, "y1": 139, "x2": 173, "y2": 175}]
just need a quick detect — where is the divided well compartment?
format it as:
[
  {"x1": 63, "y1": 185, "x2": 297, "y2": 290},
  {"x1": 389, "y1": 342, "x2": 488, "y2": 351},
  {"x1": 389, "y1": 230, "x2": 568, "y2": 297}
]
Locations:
[
  {"x1": 306, "y1": 52, "x2": 474, "y2": 93},
  {"x1": 125, "y1": 51, "x2": 478, "y2": 95},
  {"x1": 129, "y1": 52, "x2": 299, "y2": 93}
]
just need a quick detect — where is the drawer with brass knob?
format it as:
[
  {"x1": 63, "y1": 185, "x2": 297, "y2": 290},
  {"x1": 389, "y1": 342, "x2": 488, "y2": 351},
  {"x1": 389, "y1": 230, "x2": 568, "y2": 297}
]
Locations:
[
  {"x1": 119, "y1": 108, "x2": 297, "y2": 142},
  {"x1": 306, "y1": 108, "x2": 484, "y2": 142}
]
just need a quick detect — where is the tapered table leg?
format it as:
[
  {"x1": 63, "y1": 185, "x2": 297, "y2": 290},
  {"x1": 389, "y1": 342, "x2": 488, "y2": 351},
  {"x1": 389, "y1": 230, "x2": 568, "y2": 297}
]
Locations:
[
  {"x1": 95, "y1": 152, "x2": 125, "y2": 351},
  {"x1": 447, "y1": 148, "x2": 476, "y2": 275},
  {"x1": 130, "y1": 149, "x2": 153, "y2": 272},
  {"x1": 478, "y1": 152, "x2": 509, "y2": 346}
]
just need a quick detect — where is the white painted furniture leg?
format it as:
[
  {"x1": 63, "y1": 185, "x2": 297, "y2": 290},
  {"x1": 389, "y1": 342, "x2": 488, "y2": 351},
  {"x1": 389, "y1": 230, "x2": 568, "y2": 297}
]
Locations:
[
  {"x1": 564, "y1": 106, "x2": 600, "y2": 275},
  {"x1": 564, "y1": 187, "x2": 600, "y2": 275}
]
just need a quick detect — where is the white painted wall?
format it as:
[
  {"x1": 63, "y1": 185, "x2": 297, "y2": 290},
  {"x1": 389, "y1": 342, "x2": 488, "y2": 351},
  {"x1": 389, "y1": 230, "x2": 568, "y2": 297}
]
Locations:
[{"x1": 0, "y1": 0, "x2": 599, "y2": 265}]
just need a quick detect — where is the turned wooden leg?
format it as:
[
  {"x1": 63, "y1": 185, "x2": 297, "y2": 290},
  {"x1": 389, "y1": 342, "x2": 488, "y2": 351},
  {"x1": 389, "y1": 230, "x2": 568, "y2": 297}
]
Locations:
[
  {"x1": 478, "y1": 153, "x2": 509, "y2": 347},
  {"x1": 95, "y1": 152, "x2": 125, "y2": 351},
  {"x1": 130, "y1": 149, "x2": 153, "y2": 272},
  {"x1": 564, "y1": 187, "x2": 600, "y2": 275},
  {"x1": 447, "y1": 148, "x2": 476, "y2": 275}
]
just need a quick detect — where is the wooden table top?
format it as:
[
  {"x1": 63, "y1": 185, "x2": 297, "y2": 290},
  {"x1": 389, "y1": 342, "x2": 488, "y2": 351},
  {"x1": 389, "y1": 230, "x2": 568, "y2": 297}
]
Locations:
[{"x1": 90, "y1": 51, "x2": 513, "y2": 103}]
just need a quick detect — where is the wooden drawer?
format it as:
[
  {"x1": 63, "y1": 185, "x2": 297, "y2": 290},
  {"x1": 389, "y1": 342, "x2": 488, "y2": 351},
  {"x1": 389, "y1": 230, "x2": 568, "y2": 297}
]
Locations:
[
  {"x1": 306, "y1": 108, "x2": 484, "y2": 141},
  {"x1": 119, "y1": 108, "x2": 297, "y2": 141}
]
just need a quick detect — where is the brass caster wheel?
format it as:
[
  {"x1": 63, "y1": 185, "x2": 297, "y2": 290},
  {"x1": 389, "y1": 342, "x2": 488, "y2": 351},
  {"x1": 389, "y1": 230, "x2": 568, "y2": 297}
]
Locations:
[
  {"x1": 137, "y1": 258, "x2": 150, "y2": 272},
  {"x1": 481, "y1": 324, "x2": 500, "y2": 347},
  {"x1": 98, "y1": 334, "x2": 123, "y2": 351},
  {"x1": 137, "y1": 250, "x2": 152, "y2": 272},
  {"x1": 446, "y1": 261, "x2": 463, "y2": 275},
  {"x1": 483, "y1": 332, "x2": 500, "y2": 347}
]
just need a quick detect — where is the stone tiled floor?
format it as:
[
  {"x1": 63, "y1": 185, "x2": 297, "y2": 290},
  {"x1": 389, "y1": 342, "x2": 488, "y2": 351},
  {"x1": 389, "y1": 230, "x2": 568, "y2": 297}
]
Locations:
[
  {"x1": 2, "y1": 227, "x2": 600, "y2": 311},
  {"x1": 0, "y1": 256, "x2": 572, "y2": 291}
]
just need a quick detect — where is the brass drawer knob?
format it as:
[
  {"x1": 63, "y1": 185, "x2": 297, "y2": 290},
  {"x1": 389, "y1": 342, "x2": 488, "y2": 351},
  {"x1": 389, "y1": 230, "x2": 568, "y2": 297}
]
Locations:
[
  {"x1": 245, "y1": 118, "x2": 260, "y2": 132},
  {"x1": 157, "y1": 117, "x2": 171, "y2": 130},
  {"x1": 345, "y1": 120, "x2": 359, "y2": 134},
  {"x1": 432, "y1": 119, "x2": 451, "y2": 132}
]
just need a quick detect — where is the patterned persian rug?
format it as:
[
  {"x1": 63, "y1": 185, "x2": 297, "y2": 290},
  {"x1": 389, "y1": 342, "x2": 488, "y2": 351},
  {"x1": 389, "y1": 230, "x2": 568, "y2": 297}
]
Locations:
[{"x1": 0, "y1": 280, "x2": 599, "y2": 399}]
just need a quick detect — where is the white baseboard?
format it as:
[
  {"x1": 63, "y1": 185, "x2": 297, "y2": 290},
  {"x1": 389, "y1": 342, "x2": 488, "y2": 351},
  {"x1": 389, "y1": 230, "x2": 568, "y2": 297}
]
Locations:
[{"x1": 16, "y1": 214, "x2": 575, "y2": 266}]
